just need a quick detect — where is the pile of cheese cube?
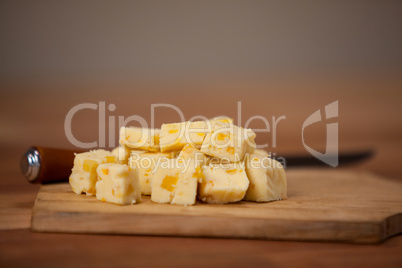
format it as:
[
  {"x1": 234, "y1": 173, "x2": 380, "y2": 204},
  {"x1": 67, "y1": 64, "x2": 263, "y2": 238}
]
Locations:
[{"x1": 69, "y1": 117, "x2": 287, "y2": 206}]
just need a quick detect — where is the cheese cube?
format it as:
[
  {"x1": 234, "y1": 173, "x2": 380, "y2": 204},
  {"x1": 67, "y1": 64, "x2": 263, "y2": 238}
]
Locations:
[
  {"x1": 96, "y1": 163, "x2": 141, "y2": 205},
  {"x1": 168, "y1": 150, "x2": 181, "y2": 158},
  {"x1": 129, "y1": 152, "x2": 171, "y2": 195},
  {"x1": 178, "y1": 144, "x2": 208, "y2": 168},
  {"x1": 198, "y1": 162, "x2": 249, "y2": 204},
  {"x1": 151, "y1": 145, "x2": 205, "y2": 205},
  {"x1": 244, "y1": 154, "x2": 287, "y2": 202},
  {"x1": 151, "y1": 161, "x2": 180, "y2": 203},
  {"x1": 210, "y1": 117, "x2": 233, "y2": 131},
  {"x1": 119, "y1": 126, "x2": 160, "y2": 152},
  {"x1": 201, "y1": 125, "x2": 256, "y2": 162},
  {"x1": 69, "y1": 150, "x2": 116, "y2": 196},
  {"x1": 158, "y1": 117, "x2": 234, "y2": 152},
  {"x1": 111, "y1": 145, "x2": 140, "y2": 165},
  {"x1": 159, "y1": 121, "x2": 211, "y2": 152},
  {"x1": 252, "y1": 148, "x2": 269, "y2": 158}
]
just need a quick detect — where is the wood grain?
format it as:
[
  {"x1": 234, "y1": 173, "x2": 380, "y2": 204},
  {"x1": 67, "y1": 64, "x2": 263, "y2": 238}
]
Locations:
[
  {"x1": 2, "y1": 74, "x2": 402, "y2": 266},
  {"x1": 31, "y1": 169, "x2": 402, "y2": 243}
]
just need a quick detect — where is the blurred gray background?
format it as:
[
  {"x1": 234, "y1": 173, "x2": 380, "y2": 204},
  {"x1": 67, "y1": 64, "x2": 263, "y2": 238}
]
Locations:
[
  {"x1": 1, "y1": 0, "x2": 401, "y2": 83},
  {"x1": 1, "y1": 0, "x2": 402, "y2": 180}
]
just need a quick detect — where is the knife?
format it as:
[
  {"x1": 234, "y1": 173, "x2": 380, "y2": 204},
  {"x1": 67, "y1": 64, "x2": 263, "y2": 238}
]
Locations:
[{"x1": 20, "y1": 146, "x2": 374, "y2": 184}]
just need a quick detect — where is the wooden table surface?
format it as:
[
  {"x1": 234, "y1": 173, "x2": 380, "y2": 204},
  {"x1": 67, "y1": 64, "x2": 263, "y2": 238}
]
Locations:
[{"x1": 1, "y1": 73, "x2": 402, "y2": 267}]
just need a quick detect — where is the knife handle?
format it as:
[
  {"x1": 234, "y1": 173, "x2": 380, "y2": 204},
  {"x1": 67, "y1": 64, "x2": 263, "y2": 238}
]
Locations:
[{"x1": 21, "y1": 146, "x2": 85, "y2": 184}]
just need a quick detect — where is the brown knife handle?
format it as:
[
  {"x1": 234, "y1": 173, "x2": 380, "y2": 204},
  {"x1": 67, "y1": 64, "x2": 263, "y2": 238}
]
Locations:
[{"x1": 21, "y1": 146, "x2": 86, "y2": 184}]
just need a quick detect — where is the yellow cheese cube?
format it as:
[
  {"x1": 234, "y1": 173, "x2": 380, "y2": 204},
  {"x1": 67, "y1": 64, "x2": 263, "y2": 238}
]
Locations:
[
  {"x1": 69, "y1": 150, "x2": 116, "y2": 196},
  {"x1": 244, "y1": 154, "x2": 287, "y2": 202},
  {"x1": 198, "y1": 162, "x2": 249, "y2": 204},
  {"x1": 151, "y1": 145, "x2": 206, "y2": 205},
  {"x1": 201, "y1": 125, "x2": 256, "y2": 162},
  {"x1": 119, "y1": 126, "x2": 160, "y2": 152},
  {"x1": 129, "y1": 152, "x2": 171, "y2": 195},
  {"x1": 95, "y1": 163, "x2": 141, "y2": 205}
]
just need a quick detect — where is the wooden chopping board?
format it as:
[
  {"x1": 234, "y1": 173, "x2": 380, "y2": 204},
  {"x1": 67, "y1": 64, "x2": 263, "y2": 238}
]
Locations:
[{"x1": 31, "y1": 169, "x2": 402, "y2": 244}]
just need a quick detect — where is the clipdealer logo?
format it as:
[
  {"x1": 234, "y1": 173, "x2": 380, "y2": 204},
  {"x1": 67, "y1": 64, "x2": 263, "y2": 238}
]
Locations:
[
  {"x1": 302, "y1": 101, "x2": 339, "y2": 167},
  {"x1": 64, "y1": 101, "x2": 339, "y2": 167}
]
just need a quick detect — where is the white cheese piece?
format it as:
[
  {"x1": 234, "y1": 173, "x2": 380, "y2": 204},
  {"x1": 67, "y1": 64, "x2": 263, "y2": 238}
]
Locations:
[
  {"x1": 151, "y1": 144, "x2": 206, "y2": 205},
  {"x1": 111, "y1": 145, "x2": 140, "y2": 165},
  {"x1": 177, "y1": 143, "x2": 208, "y2": 168},
  {"x1": 244, "y1": 154, "x2": 287, "y2": 202},
  {"x1": 159, "y1": 121, "x2": 210, "y2": 152},
  {"x1": 198, "y1": 162, "x2": 249, "y2": 204},
  {"x1": 209, "y1": 117, "x2": 233, "y2": 131},
  {"x1": 119, "y1": 126, "x2": 160, "y2": 152},
  {"x1": 129, "y1": 152, "x2": 171, "y2": 195},
  {"x1": 69, "y1": 150, "x2": 116, "y2": 196},
  {"x1": 158, "y1": 117, "x2": 234, "y2": 152},
  {"x1": 200, "y1": 125, "x2": 256, "y2": 162},
  {"x1": 96, "y1": 163, "x2": 141, "y2": 205},
  {"x1": 252, "y1": 148, "x2": 269, "y2": 158}
]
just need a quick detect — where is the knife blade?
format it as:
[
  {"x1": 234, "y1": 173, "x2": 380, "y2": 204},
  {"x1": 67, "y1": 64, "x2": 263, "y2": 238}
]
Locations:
[
  {"x1": 279, "y1": 150, "x2": 374, "y2": 168},
  {"x1": 20, "y1": 146, "x2": 374, "y2": 184}
]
